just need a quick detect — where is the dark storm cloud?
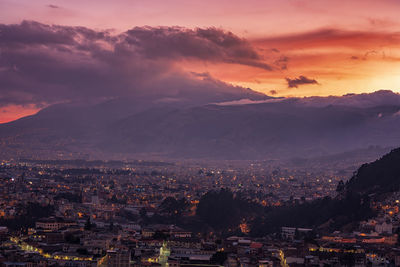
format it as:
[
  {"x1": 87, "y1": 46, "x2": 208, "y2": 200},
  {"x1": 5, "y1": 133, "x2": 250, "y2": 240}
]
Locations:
[
  {"x1": 47, "y1": 4, "x2": 60, "y2": 9},
  {"x1": 0, "y1": 20, "x2": 112, "y2": 47},
  {"x1": 124, "y1": 26, "x2": 273, "y2": 70},
  {"x1": 286, "y1": 76, "x2": 318, "y2": 88},
  {"x1": 0, "y1": 21, "x2": 274, "y2": 107}
]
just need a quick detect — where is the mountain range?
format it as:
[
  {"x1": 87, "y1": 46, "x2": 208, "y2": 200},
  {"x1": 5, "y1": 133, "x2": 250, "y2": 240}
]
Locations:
[{"x1": 1, "y1": 89, "x2": 400, "y2": 160}]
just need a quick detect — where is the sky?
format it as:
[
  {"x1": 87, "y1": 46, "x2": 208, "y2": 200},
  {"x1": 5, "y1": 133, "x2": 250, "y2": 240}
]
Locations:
[{"x1": 0, "y1": 0, "x2": 400, "y2": 123}]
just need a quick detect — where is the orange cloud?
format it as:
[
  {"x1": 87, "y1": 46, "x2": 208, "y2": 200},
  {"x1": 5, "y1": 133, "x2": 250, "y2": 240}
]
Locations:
[{"x1": 253, "y1": 28, "x2": 400, "y2": 51}]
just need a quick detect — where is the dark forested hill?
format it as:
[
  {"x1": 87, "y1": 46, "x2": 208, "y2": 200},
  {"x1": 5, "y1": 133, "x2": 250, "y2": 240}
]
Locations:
[
  {"x1": 346, "y1": 147, "x2": 400, "y2": 195},
  {"x1": 250, "y1": 148, "x2": 400, "y2": 235}
]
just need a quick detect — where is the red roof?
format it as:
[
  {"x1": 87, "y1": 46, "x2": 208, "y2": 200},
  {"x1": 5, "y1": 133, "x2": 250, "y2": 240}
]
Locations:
[{"x1": 250, "y1": 242, "x2": 263, "y2": 249}]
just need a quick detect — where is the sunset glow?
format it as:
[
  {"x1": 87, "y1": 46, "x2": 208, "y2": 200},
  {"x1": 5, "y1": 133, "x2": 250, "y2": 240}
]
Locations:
[{"x1": 1, "y1": 0, "x2": 400, "y2": 122}]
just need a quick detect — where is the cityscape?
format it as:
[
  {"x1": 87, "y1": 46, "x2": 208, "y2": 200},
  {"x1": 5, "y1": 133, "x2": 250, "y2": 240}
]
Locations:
[
  {"x1": 1, "y1": 0, "x2": 400, "y2": 266},
  {"x1": 1, "y1": 152, "x2": 400, "y2": 266}
]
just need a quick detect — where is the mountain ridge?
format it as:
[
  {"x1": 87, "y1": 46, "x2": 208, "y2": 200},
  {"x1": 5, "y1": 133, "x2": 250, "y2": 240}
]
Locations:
[{"x1": 1, "y1": 90, "x2": 400, "y2": 160}]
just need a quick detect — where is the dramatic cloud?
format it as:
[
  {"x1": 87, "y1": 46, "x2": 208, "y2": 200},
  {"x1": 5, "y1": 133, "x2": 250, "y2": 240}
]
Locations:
[
  {"x1": 124, "y1": 26, "x2": 274, "y2": 70},
  {"x1": 215, "y1": 98, "x2": 285, "y2": 106},
  {"x1": 296, "y1": 90, "x2": 400, "y2": 108},
  {"x1": 255, "y1": 28, "x2": 400, "y2": 50},
  {"x1": 286, "y1": 76, "x2": 319, "y2": 88},
  {"x1": 0, "y1": 21, "x2": 276, "y2": 108}
]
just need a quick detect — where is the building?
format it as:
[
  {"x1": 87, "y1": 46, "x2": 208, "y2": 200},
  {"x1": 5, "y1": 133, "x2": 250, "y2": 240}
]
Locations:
[
  {"x1": 106, "y1": 249, "x2": 130, "y2": 267},
  {"x1": 35, "y1": 217, "x2": 77, "y2": 231}
]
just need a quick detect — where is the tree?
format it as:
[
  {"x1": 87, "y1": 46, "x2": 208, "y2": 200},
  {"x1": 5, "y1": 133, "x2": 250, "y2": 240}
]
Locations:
[
  {"x1": 0, "y1": 202, "x2": 54, "y2": 231},
  {"x1": 159, "y1": 197, "x2": 189, "y2": 218},
  {"x1": 153, "y1": 231, "x2": 170, "y2": 240},
  {"x1": 77, "y1": 248, "x2": 88, "y2": 255},
  {"x1": 336, "y1": 180, "x2": 345, "y2": 193},
  {"x1": 341, "y1": 253, "x2": 356, "y2": 267},
  {"x1": 84, "y1": 217, "x2": 92, "y2": 231},
  {"x1": 196, "y1": 188, "x2": 260, "y2": 231},
  {"x1": 197, "y1": 189, "x2": 238, "y2": 230},
  {"x1": 294, "y1": 228, "x2": 301, "y2": 240},
  {"x1": 65, "y1": 233, "x2": 80, "y2": 244},
  {"x1": 210, "y1": 251, "x2": 227, "y2": 265},
  {"x1": 396, "y1": 228, "x2": 400, "y2": 245},
  {"x1": 140, "y1": 207, "x2": 147, "y2": 219}
]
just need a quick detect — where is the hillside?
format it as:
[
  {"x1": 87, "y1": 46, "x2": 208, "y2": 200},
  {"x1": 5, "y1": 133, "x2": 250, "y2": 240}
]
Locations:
[
  {"x1": 346, "y1": 147, "x2": 400, "y2": 195},
  {"x1": 251, "y1": 148, "x2": 400, "y2": 235},
  {"x1": 1, "y1": 91, "x2": 400, "y2": 160}
]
